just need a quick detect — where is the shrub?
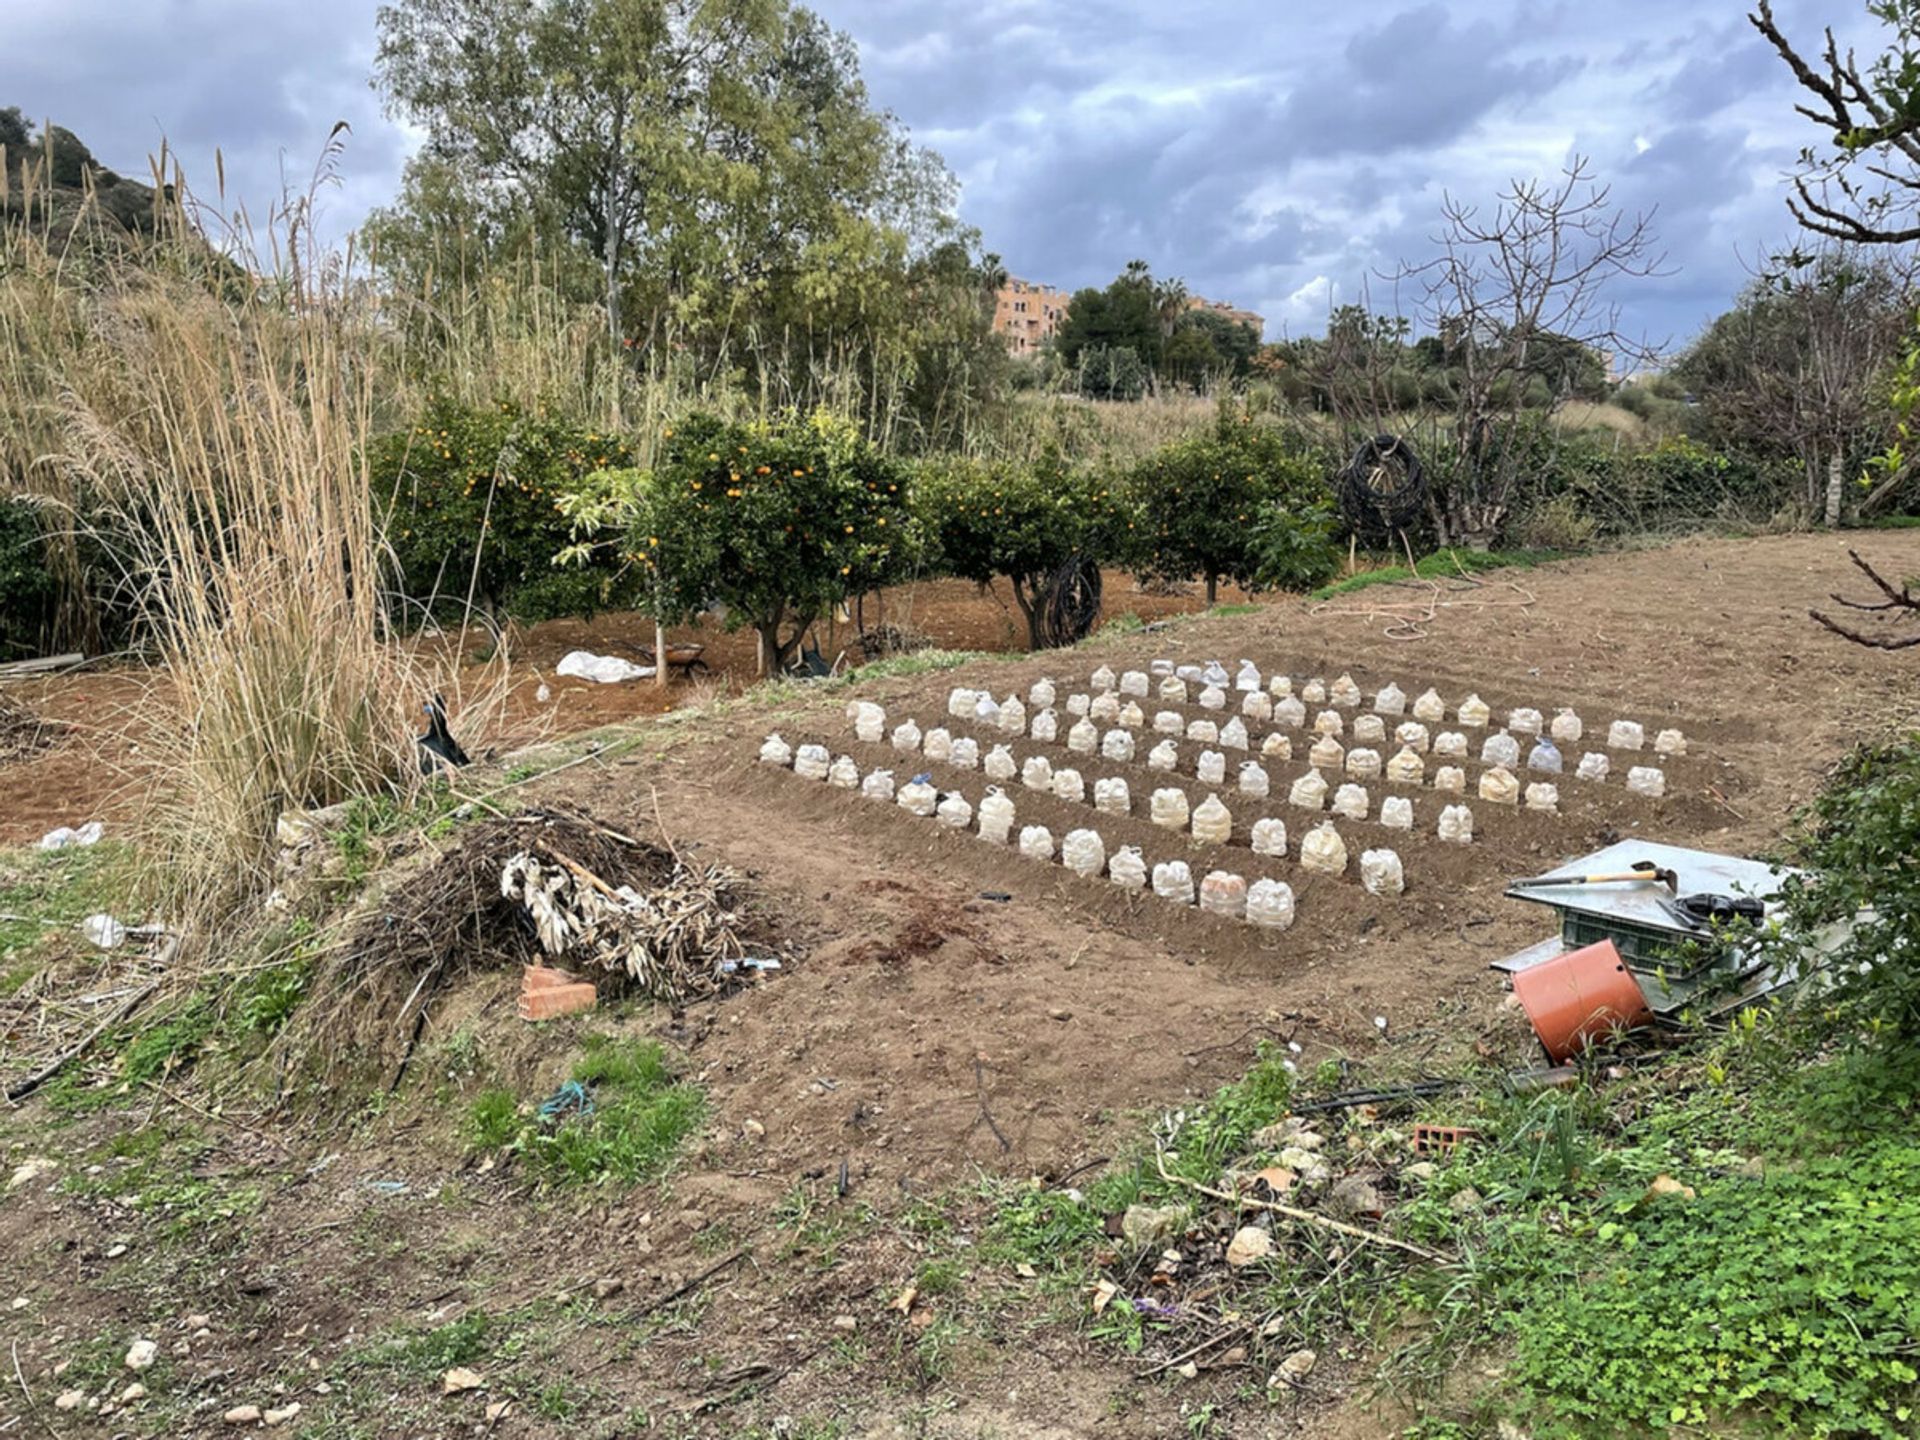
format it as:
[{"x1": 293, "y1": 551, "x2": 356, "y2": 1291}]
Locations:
[
  {"x1": 372, "y1": 398, "x2": 643, "y2": 622},
  {"x1": 0, "y1": 495, "x2": 60, "y2": 659}
]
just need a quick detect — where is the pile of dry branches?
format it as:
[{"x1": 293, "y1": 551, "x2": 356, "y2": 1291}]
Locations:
[{"x1": 0, "y1": 692, "x2": 63, "y2": 764}]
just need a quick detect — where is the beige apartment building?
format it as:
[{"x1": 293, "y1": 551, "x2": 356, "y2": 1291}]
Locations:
[
  {"x1": 1186, "y1": 293, "x2": 1265, "y2": 334},
  {"x1": 991, "y1": 277, "x2": 1072, "y2": 355}
]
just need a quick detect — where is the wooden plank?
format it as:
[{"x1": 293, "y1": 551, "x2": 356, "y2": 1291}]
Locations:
[{"x1": 0, "y1": 652, "x2": 84, "y2": 679}]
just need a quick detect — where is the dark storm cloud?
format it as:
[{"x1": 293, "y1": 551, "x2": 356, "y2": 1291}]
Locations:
[{"x1": 0, "y1": 0, "x2": 1889, "y2": 348}]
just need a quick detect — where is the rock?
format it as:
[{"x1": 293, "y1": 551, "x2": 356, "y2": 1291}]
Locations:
[
  {"x1": 1276, "y1": 1147, "x2": 1330, "y2": 1184},
  {"x1": 741, "y1": 1119, "x2": 765, "y2": 1140},
  {"x1": 105, "y1": 1243, "x2": 128, "y2": 1259},
  {"x1": 119, "y1": 1384, "x2": 147, "y2": 1403},
  {"x1": 223, "y1": 1405, "x2": 263, "y2": 1424},
  {"x1": 1403, "y1": 1162, "x2": 1438, "y2": 1183},
  {"x1": 124, "y1": 1338, "x2": 158, "y2": 1370},
  {"x1": 184, "y1": 1313, "x2": 211, "y2": 1330},
  {"x1": 1448, "y1": 1187, "x2": 1483, "y2": 1214},
  {"x1": 1273, "y1": 1348, "x2": 1317, "y2": 1386},
  {"x1": 1326, "y1": 1176, "x2": 1384, "y2": 1220},
  {"x1": 676, "y1": 1209, "x2": 707, "y2": 1233},
  {"x1": 1643, "y1": 1174, "x2": 1696, "y2": 1202},
  {"x1": 1047, "y1": 1008, "x2": 1072, "y2": 1022},
  {"x1": 264, "y1": 1403, "x2": 301, "y2": 1427},
  {"x1": 8, "y1": 1296, "x2": 25, "y2": 1311},
  {"x1": 55, "y1": 1390, "x2": 85, "y2": 1411},
  {"x1": 485, "y1": 1400, "x2": 512, "y2": 1422},
  {"x1": 7, "y1": 1157, "x2": 56, "y2": 1191},
  {"x1": 832, "y1": 1314, "x2": 858, "y2": 1332},
  {"x1": 1176, "y1": 1361, "x2": 1199, "y2": 1380},
  {"x1": 592, "y1": 1277, "x2": 625, "y2": 1300},
  {"x1": 1119, "y1": 1203, "x2": 1187, "y2": 1252},
  {"x1": 441, "y1": 1366, "x2": 485, "y2": 1394},
  {"x1": 1225, "y1": 1226, "x2": 1273, "y2": 1268}
]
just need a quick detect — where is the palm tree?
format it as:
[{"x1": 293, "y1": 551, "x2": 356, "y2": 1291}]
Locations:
[{"x1": 1155, "y1": 276, "x2": 1189, "y2": 338}]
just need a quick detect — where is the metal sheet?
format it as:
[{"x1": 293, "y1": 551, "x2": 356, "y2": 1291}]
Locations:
[{"x1": 1503, "y1": 839, "x2": 1799, "y2": 936}]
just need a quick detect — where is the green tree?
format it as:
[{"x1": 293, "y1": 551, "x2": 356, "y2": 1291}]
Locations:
[
  {"x1": 1056, "y1": 261, "x2": 1166, "y2": 372},
  {"x1": 0, "y1": 106, "x2": 28, "y2": 151}
]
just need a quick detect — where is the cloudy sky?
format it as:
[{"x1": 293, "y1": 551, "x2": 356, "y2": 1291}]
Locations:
[{"x1": 0, "y1": 0, "x2": 1874, "y2": 349}]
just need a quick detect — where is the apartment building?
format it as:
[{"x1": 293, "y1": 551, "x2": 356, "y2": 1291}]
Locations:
[
  {"x1": 991, "y1": 277, "x2": 1072, "y2": 355},
  {"x1": 1186, "y1": 293, "x2": 1266, "y2": 335}
]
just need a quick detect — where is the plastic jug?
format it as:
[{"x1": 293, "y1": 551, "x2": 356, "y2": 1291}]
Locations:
[
  {"x1": 794, "y1": 744, "x2": 831, "y2": 780},
  {"x1": 923, "y1": 727, "x2": 953, "y2": 763},
  {"x1": 1197, "y1": 750, "x2": 1227, "y2": 785},
  {"x1": 998, "y1": 697, "x2": 1027, "y2": 734},
  {"x1": 1090, "y1": 692, "x2": 1120, "y2": 723},
  {"x1": 1309, "y1": 736, "x2": 1345, "y2": 770},
  {"x1": 1457, "y1": 694, "x2": 1491, "y2": 729},
  {"x1": 1627, "y1": 766, "x2": 1666, "y2": 798},
  {"x1": 974, "y1": 694, "x2": 1002, "y2": 726},
  {"x1": 1314, "y1": 710, "x2": 1345, "y2": 737},
  {"x1": 1360, "y1": 849, "x2": 1404, "y2": 897},
  {"x1": 1480, "y1": 732, "x2": 1520, "y2": 767},
  {"x1": 1200, "y1": 871, "x2": 1248, "y2": 918},
  {"x1": 1120, "y1": 669, "x2": 1150, "y2": 697},
  {"x1": 1094, "y1": 777, "x2": 1131, "y2": 815},
  {"x1": 1274, "y1": 697, "x2": 1307, "y2": 729},
  {"x1": 1527, "y1": 738, "x2": 1563, "y2": 774},
  {"x1": 1524, "y1": 782, "x2": 1559, "y2": 813},
  {"x1": 936, "y1": 792, "x2": 973, "y2": 829},
  {"x1": 1202, "y1": 660, "x2": 1230, "y2": 687},
  {"x1": 1433, "y1": 765, "x2": 1466, "y2": 793},
  {"x1": 1067, "y1": 718, "x2": 1099, "y2": 753},
  {"x1": 1118, "y1": 701, "x2": 1146, "y2": 729},
  {"x1": 1261, "y1": 732, "x2": 1293, "y2": 762},
  {"x1": 1386, "y1": 747, "x2": 1425, "y2": 785},
  {"x1": 1437, "y1": 804, "x2": 1474, "y2": 844},
  {"x1": 828, "y1": 755, "x2": 860, "y2": 789},
  {"x1": 1242, "y1": 691, "x2": 1274, "y2": 721},
  {"x1": 1052, "y1": 768, "x2": 1086, "y2": 804},
  {"x1": 1236, "y1": 660, "x2": 1262, "y2": 692},
  {"x1": 1149, "y1": 739, "x2": 1179, "y2": 771},
  {"x1": 977, "y1": 787, "x2": 1015, "y2": 843},
  {"x1": 1345, "y1": 748, "x2": 1382, "y2": 779},
  {"x1": 891, "y1": 720, "x2": 923, "y2": 753},
  {"x1": 1219, "y1": 718, "x2": 1250, "y2": 751},
  {"x1": 1508, "y1": 708, "x2": 1543, "y2": 737},
  {"x1": 1299, "y1": 822, "x2": 1348, "y2": 875},
  {"x1": 1102, "y1": 729, "x2": 1136, "y2": 763},
  {"x1": 1551, "y1": 709, "x2": 1584, "y2": 745},
  {"x1": 862, "y1": 769, "x2": 895, "y2": 802},
  {"x1": 1062, "y1": 828, "x2": 1106, "y2": 878},
  {"x1": 1065, "y1": 693, "x2": 1090, "y2": 716},
  {"x1": 1267, "y1": 674, "x2": 1294, "y2": 699},
  {"x1": 1197, "y1": 685, "x2": 1226, "y2": 713},
  {"x1": 1374, "y1": 682, "x2": 1407, "y2": 716},
  {"x1": 1192, "y1": 793, "x2": 1233, "y2": 845},
  {"x1": 1152, "y1": 860, "x2": 1195, "y2": 904},
  {"x1": 1577, "y1": 752, "x2": 1610, "y2": 782},
  {"x1": 1352, "y1": 714, "x2": 1386, "y2": 745},
  {"x1": 1246, "y1": 879, "x2": 1297, "y2": 931},
  {"x1": 1289, "y1": 770, "x2": 1328, "y2": 810},
  {"x1": 759, "y1": 733, "x2": 793, "y2": 766},
  {"x1": 1238, "y1": 761, "x2": 1270, "y2": 798},
  {"x1": 1186, "y1": 719, "x2": 1220, "y2": 745},
  {"x1": 1251, "y1": 817, "x2": 1288, "y2": 856},
  {"x1": 1396, "y1": 721, "x2": 1430, "y2": 753},
  {"x1": 1478, "y1": 765, "x2": 1520, "y2": 805},
  {"x1": 1029, "y1": 677, "x2": 1056, "y2": 710},
  {"x1": 1302, "y1": 678, "x2": 1327, "y2": 704},
  {"x1": 897, "y1": 779, "x2": 938, "y2": 817},
  {"x1": 851, "y1": 702, "x2": 886, "y2": 744},
  {"x1": 1018, "y1": 825, "x2": 1055, "y2": 861},
  {"x1": 948, "y1": 687, "x2": 977, "y2": 719},
  {"x1": 1030, "y1": 710, "x2": 1058, "y2": 743},
  {"x1": 1330, "y1": 674, "x2": 1363, "y2": 709},
  {"x1": 1379, "y1": 795, "x2": 1414, "y2": 830},
  {"x1": 1154, "y1": 709, "x2": 1184, "y2": 735},
  {"x1": 1021, "y1": 755, "x2": 1054, "y2": 791},
  {"x1": 1412, "y1": 688, "x2": 1446, "y2": 723},
  {"x1": 1109, "y1": 846, "x2": 1147, "y2": 890},
  {"x1": 1608, "y1": 719, "x2": 1645, "y2": 751},
  {"x1": 1655, "y1": 729, "x2": 1687, "y2": 758},
  {"x1": 1332, "y1": 783, "x2": 1370, "y2": 820},
  {"x1": 1091, "y1": 665, "x2": 1117, "y2": 692},
  {"x1": 1159, "y1": 676, "x2": 1189, "y2": 703},
  {"x1": 1433, "y1": 731, "x2": 1468, "y2": 758},
  {"x1": 1150, "y1": 788, "x2": 1190, "y2": 831},
  {"x1": 985, "y1": 744, "x2": 1017, "y2": 781}
]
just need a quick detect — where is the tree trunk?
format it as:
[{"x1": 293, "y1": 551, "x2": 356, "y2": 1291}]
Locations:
[
  {"x1": 1205, "y1": 573, "x2": 1218, "y2": 607},
  {"x1": 1009, "y1": 575, "x2": 1045, "y2": 651},
  {"x1": 1824, "y1": 451, "x2": 1846, "y2": 528}
]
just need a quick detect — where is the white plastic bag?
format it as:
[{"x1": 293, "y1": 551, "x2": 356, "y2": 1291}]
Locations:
[
  {"x1": 1480, "y1": 732, "x2": 1520, "y2": 767},
  {"x1": 1437, "y1": 804, "x2": 1474, "y2": 844},
  {"x1": 1267, "y1": 674, "x2": 1294, "y2": 699},
  {"x1": 828, "y1": 754, "x2": 860, "y2": 789},
  {"x1": 977, "y1": 788, "x2": 1015, "y2": 843},
  {"x1": 1412, "y1": 688, "x2": 1446, "y2": 723},
  {"x1": 1289, "y1": 770, "x2": 1329, "y2": 810},
  {"x1": 1197, "y1": 749, "x2": 1227, "y2": 785},
  {"x1": 1261, "y1": 731, "x2": 1293, "y2": 762},
  {"x1": 1065, "y1": 693, "x2": 1091, "y2": 716},
  {"x1": 1235, "y1": 660, "x2": 1262, "y2": 692},
  {"x1": 975, "y1": 694, "x2": 1002, "y2": 726},
  {"x1": 1309, "y1": 735, "x2": 1345, "y2": 770},
  {"x1": 1627, "y1": 766, "x2": 1666, "y2": 798},
  {"x1": 923, "y1": 727, "x2": 953, "y2": 763},
  {"x1": 1379, "y1": 795, "x2": 1414, "y2": 830},
  {"x1": 1507, "y1": 708, "x2": 1543, "y2": 737},
  {"x1": 1352, "y1": 714, "x2": 1386, "y2": 745},
  {"x1": 1152, "y1": 860, "x2": 1195, "y2": 904},
  {"x1": 1200, "y1": 871, "x2": 1248, "y2": 918},
  {"x1": 1242, "y1": 691, "x2": 1273, "y2": 721},
  {"x1": 1068, "y1": 718, "x2": 1099, "y2": 753},
  {"x1": 1655, "y1": 729, "x2": 1687, "y2": 757},
  {"x1": 1019, "y1": 825, "x2": 1055, "y2": 861},
  {"x1": 1577, "y1": 752, "x2": 1610, "y2": 782},
  {"x1": 1109, "y1": 845, "x2": 1147, "y2": 889},
  {"x1": 1330, "y1": 674, "x2": 1362, "y2": 709},
  {"x1": 851, "y1": 702, "x2": 886, "y2": 744},
  {"x1": 1238, "y1": 761, "x2": 1270, "y2": 798},
  {"x1": 950, "y1": 737, "x2": 979, "y2": 770},
  {"x1": 862, "y1": 769, "x2": 895, "y2": 802},
  {"x1": 1150, "y1": 788, "x2": 1191, "y2": 830},
  {"x1": 1314, "y1": 710, "x2": 1344, "y2": 737},
  {"x1": 794, "y1": 743, "x2": 831, "y2": 780},
  {"x1": 1185, "y1": 719, "x2": 1219, "y2": 744},
  {"x1": 985, "y1": 744, "x2": 1018, "y2": 781},
  {"x1": 1386, "y1": 747, "x2": 1425, "y2": 785},
  {"x1": 1154, "y1": 709, "x2": 1185, "y2": 735},
  {"x1": 1199, "y1": 684, "x2": 1227, "y2": 712},
  {"x1": 1251, "y1": 817, "x2": 1288, "y2": 856},
  {"x1": 1118, "y1": 700, "x2": 1145, "y2": 730},
  {"x1": 1525, "y1": 782, "x2": 1560, "y2": 813},
  {"x1": 1395, "y1": 721, "x2": 1430, "y2": 753},
  {"x1": 1608, "y1": 719, "x2": 1645, "y2": 751},
  {"x1": 1360, "y1": 848, "x2": 1404, "y2": 897},
  {"x1": 1029, "y1": 677, "x2": 1056, "y2": 710},
  {"x1": 1030, "y1": 709, "x2": 1058, "y2": 743},
  {"x1": 1433, "y1": 765, "x2": 1466, "y2": 794},
  {"x1": 1246, "y1": 879, "x2": 1297, "y2": 931},
  {"x1": 948, "y1": 687, "x2": 978, "y2": 720},
  {"x1": 1299, "y1": 822, "x2": 1348, "y2": 875},
  {"x1": 891, "y1": 720, "x2": 923, "y2": 753},
  {"x1": 1527, "y1": 738, "x2": 1563, "y2": 774},
  {"x1": 1332, "y1": 783, "x2": 1370, "y2": 820},
  {"x1": 1433, "y1": 731, "x2": 1468, "y2": 758},
  {"x1": 1551, "y1": 709, "x2": 1584, "y2": 745},
  {"x1": 1457, "y1": 694, "x2": 1491, "y2": 729},
  {"x1": 998, "y1": 697, "x2": 1027, "y2": 735},
  {"x1": 1120, "y1": 669, "x2": 1150, "y2": 697},
  {"x1": 898, "y1": 779, "x2": 938, "y2": 817},
  {"x1": 1373, "y1": 682, "x2": 1407, "y2": 716},
  {"x1": 1094, "y1": 777, "x2": 1131, "y2": 814},
  {"x1": 1159, "y1": 676, "x2": 1189, "y2": 704},
  {"x1": 1090, "y1": 692, "x2": 1120, "y2": 723},
  {"x1": 1149, "y1": 739, "x2": 1180, "y2": 772},
  {"x1": 1102, "y1": 729, "x2": 1135, "y2": 762},
  {"x1": 1219, "y1": 717, "x2": 1250, "y2": 751},
  {"x1": 759, "y1": 733, "x2": 793, "y2": 766},
  {"x1": 1274, "y1": 697, "x2": 1307, "y2": 729},
  {"x1": 936, "y1": 792, "x2": 974, "y2": 829},
  {"x1": 1345, "y1": 747, "x2": 1382, "y2": 779},
  {"x1": 1478, "y1": 765, "x2": 1520, "y2": 805},
  {"x1": 1062, "y1": 828, "x2": 1107, "y2": 878},
  {"x1": 1202, "y1": 660, "x2": 1230, "y2": 688},
  {"x1": 1021, "y1": 755, "x2": 1054, "y2": 791},
  {"x1": 1052, "y1": 768, "x2": 1086, "y2": 804},
  {"x1": 1301, "y1": 678, "x2": 1327, "y2": 704},
  {"x1": 1191, "y1": 793, "x2": 1233, "y2": 845},
  {"x1": 1090, "y1": 665, "x2": 1117, "y2": 692}
]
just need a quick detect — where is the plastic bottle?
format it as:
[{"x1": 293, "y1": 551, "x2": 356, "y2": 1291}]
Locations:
[
  {"x1": 1274, "y1": 697, "x2": 1307, "y2": 729},
  {"x1": 1019, "y1": 825, "x2": 1055, "y2": 861},
  {"x1": 1154, "y1": 709, "x2": 1184, "y2": 735},
  {"x1": 1242, "y1": 691, "x2": 1274, "y2": 721},
  {"x1": 1062, "y1": 828, "x2": 1106, "y2": 878},
  {"x1": 1192, "y1": 793, "x2": 1233, "y2": 845},
  {"x1": 1412, "y1": 688, "x2": 1446, "y2": 723},
  {"x1": 1178, "y1": 662, "x2": 1205, "y2": 683},
  {"x1": 1236, "y1": 659, "x2": 1262, "y2": 692},
  {"x1": 1091, "y1": 664, "x2": 1117, "y2": 692},
  {"x1": 1150, "y1": 788, "x2": 1191, "y2": 831},
  {"x1": 1109, "y1": 846, "x2": 1148, "y2": 890},
  {"x1": 1527, "y1": 738, "x2": 1563, "y2": 774},
  {"x1": 1021, "y1": 755, "x2": 1054, "y2": 791},
  {"x1": 1627, "y1": 766, "x2": 1667, "y2": 798},
  {"x1": 1094, "y1": 777, "x2": 1131, "y2": 815},
  {"x1": 1251, "y1": 817, "x2": 1288, "y2": 856},
  {"x1": 1199, "y1": 684, "x2": 1227, "y2": 712},
  {"x1": 1289, "y1": 770, "x2": 1329, "y2": 810},
  {"x1": 1120, "y1": 669, "x2": 1150, "y2": 697},
  {"x1": 1197, "y1": 750, "x2": 1227, "y2": 785},
  {"x1": 1433, "y1": 766, "x2": 1466, "y2": 794},
  {"x1": 937, "y1": 792, "x2": 973, "y2": 829},
  {"x1": 897, "y1": 779, "x2": 938, "y2": 817},
  {"x1": 1331, "y1": 674, "x2": 1363, "y2": 709},
  {"x1": 1379, "y1": 795, "x2": 1414, "y2": 830},
  {"x1": 1118, "y1": 701, "x2": 1146, "y2": 730},
  {"x1": 1608, "y1": 719, "x2": 1645, "y2": 751},
  {"x1": 948, "y1": 687, "x2": 977, "y2": 720},
  {"x1": 1394, "y1": 722, "x2": 1430, "y2": 755},
  {"x1": 1261, "y1": 732, "x2": 1293, "y2": 761},
  {"x1": 1577, "y1": 752, "x2": 1610, "y2": 782},
  {"x1": 977, "y1": 787, "x2": 1015, "y2": 842},
  {"x1": 1314, "y1": 709, "x2": 1345, "y2": 737},
  {"x1": 1479, "y1": 765, "x2": 1520, "y2": 805},
  {"x1": 759, "y1": 733, "x2": 793, "y2": 766},
  {"x1": 1065, "y1": 693, "x2": 1091, "y2": 716},
  {"x1": 1067, "y1": 718, "x2": 1099, "y2": 753},
  {"x1": 1507, "y1": 707, "x2": 1543, "y2": 737},
  {"x1": 1386, "y1": 747, "x2": 1425, "y2": 785},
  {"x1": 1186, "y1": 719, "x2": 1220, "y2": 745},
  {"x1": 1309, "y1": 735, "x2": 1346, "y2": 770},
  {"x1": 1300, "y1": 822, "x2": 1348, "y2": 875},
  {"x1": 1152, "y1": 860, "x2": 1196, "y2": 904},
  {"x1": 923, "y1": 727, "x2": 953, "y2": 763},
  {"x1": 1524, "y1": 782, "x2": 1560, "y2": 813},
  {"x1": 1360, "y1": 849, "x2": 1405, "y2": 897},
  {"x1": 985, "y1": 744, "x2": 1017, "y2": 781},
  {"x1": 1433, "y1": 731, "x2": 1468, "y2": 758},
  {"x1": 1655, "y1": 729, "x2": 1687, "y2": 758},
  {"x1": 1202, "y1": 660, "x2": 1230, "y2": 688},
  {"x1": 1267, "y1": 674, "x2": 1294, "y2": 699},
  {"x1": 794, "y1": 744, "x2": 831, "y2": 780},
  {"x1": 1480, "y1": 732, "x2": 1520, "y2": 767},
  {"x1": 1090, "y1": 692, "x2": 1121, "y2": 723},
  {"x1": 1030, "y1": 709, "x2": 1058, "y2": 743},
  {"x1": 891, "y1": 720, "x2": 923, "y2": 753},
  {"x1": 1352, "y1": 714, "x2": 1386, "y2": 745},
  {"x1": 1437, "y1": 804, "x2": 1474, "y2": 844},
  {"x1": 974, "y1": 694, "x2": 1002, "y2": 726},
  {"x1": 1245, "y1": 879, "x2": 1297, "y2": 931},
  {"x1": 851, "y1": 702, "x2": 886, "y2": 744},
  {"x1": 1149, "y1": 740, "x2": 1180, "y2": 772},
  {"x1": 862, "y1": 769, "x2": 895, "y2": 802},
  {"x1": 1551, "y1": 709, "x2": 1584, "y2": 745},
  {"x1": 1302, "y1": 678, "x2": 1328, "y2": 704},
  {"x1": 1029, "y1": 677, "x2": 1056, "y2": 711},
  {"x1": 1150, "y1": 658, "x2": 1175, "y2": 676},
  {"x1": 1159, "y1": 676, "x2": 1189, "y2": 704},
  {"x1": 1238, "y1": 761, "x2": 1270, "y2": 798},
  {"x1": 1345, "y1": 748, "x2": 1382, "y2": 780},
  {"x1": 1101, "y1": 729, "x2": 1135, "y2": 763},
  {"x1": 1457, "y1": 694, "x2": 1491, "y2": 729},
  {"x1": 1332, "y1": 783, "x2": 1369, "y2": 821},
  {"x1": 1219, "y1": 718, "x2": 1250, "y2": 751},
  {"x1": 828, "y1": 755, "x2": 860, "y2": 789},
  {"x1": 998, "y1": 696, "x2": 1027, "y2": 734},
  {"x1": 1374, "y1": 682, "x2": 1407, "y2": 716},
  {"x1": 1051, "y1": 767, "x2": 1085, "y2": 804},
  {"x1": 1200, "y1": 871, "x2": 1249, "y2": 918}
]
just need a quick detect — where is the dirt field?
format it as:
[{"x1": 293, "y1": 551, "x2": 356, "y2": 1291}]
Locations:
[{"x1": 3, "y1": 532, "x2": 1919, "y2": 1438}]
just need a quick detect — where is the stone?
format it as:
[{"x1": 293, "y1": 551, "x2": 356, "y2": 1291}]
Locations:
[
  {"x1": 1225, "y1": 1226, "x2": 1273, "y2": 1268},
  {"x1": 741, "y1": 1119, "x2": 765, "y2": 1140},
  {"x1": 1273, "y1": 1348, "x2": 1317, "y2": 1386},
  {"x1": 1402, "y1": 1162, "x2": 1438, "y2": 1183},
  {"x1": 124, "y1": 1338, "x2": 158, "y2": 1371},
  {"x1": 184, "y1": 1313, "x2": 211, "y2": 1330},
  {"x1": 9, "y1": 1157, "x2": 56, "y2": 1191},
  {"x1": 119, "y1": 1384, "x2": 147, "y2": 1403},
  {"x1": 592, "y1": 1278, "x2": 624, "y2": 1300},
  {"x1": 264, "y1": 1403, "x2": 301, "y2": 1426},
  {"x1": 55, "y1": 1390, "x2": 85, "y2": 1411},
  {"x1": 441, "y1": 1366, "x2": 486, "y2": 1394},
  {"x1": 1326, "y1": 1176, "x2": 1385, "y2": 1220},
  {"x1": 1119, "y1": 1203, "x2": 1187, "y2": 1252},
  {"x1": 1448, "y1": 1186, "x2": 1483, "y2": 1214},
  {"x1": 105, "y1": 1243, "x2": 128, "y2": 1259},
  {"x1": 833, "y1": 1314, "x2": 858, "y2": 1332},
  {"x1": 224, "y1": 1405, "x2": 263, "y2": 1424}
]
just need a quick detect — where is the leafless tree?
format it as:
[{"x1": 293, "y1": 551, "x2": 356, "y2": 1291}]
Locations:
[
  {"x1": 1390, "y1": 157, "x2": 1664, "y2": 548},
  {"x1": 1812, "y1": 549, "x2": 1920, "y2": 648},
  {"x1": 1752, "y1": 0, "x2": 1920, "y2": 245}
]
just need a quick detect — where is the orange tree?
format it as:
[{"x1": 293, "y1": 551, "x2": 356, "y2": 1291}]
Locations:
[
  {"x1": 914, "y1": 451, "x2": 1135, "y2": 649},
  {"x1": 1126, "y1": 416, "x2": 1340, "y2": 604},
  {"x1": 565, "y1": 410, "x2": 917, "y2": 673}
]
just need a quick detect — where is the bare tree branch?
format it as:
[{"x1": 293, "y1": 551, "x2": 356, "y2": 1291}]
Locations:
[{"x1": 1811, "y1": 549, "x2": 1920, "y2": 648}]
